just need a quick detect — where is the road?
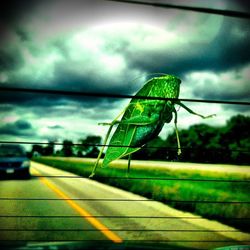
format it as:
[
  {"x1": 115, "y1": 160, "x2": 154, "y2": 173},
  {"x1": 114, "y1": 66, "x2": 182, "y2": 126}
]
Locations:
[{"x1": 0, "y1": 161, "x2": 249, "y2": 249}]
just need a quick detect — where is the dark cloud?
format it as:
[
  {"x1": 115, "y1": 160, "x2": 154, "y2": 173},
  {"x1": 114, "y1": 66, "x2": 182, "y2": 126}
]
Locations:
[
  {"x1": 123, "y1": 19, "x2": 250, "y2": 77},
  {"x1": 0, "y1": 90, "x2": 122, "y2": 123},
  {"x1": 0, "y1": 119, "x2": 35, "y2": 136},
  {"x1": 52, "y1": 64, "x2": 139, "y2": 95},
  {"x1": 0, "y1": 91, "x2": 121, "y2": 112},
  {"x1": 15, "y1": 119, "x2": 32, "y2": 130},
  {"x1": 15, "y1": 29, "x2": 30, "y2": 42},
  {"x1": 0, "y1": 49, "x2": 23, "y2": 71},
  {"x1": 30, "y1": 98, "x2": 121, "y2": 120},
  {"x1": 193, "y1": 87, "x2": 250, "y2": 101},
  {"x1": 213, "y1": 20, "x2": 250, "y2": 70},
  {"x1": 223, "y1": 104, "x2": 250, "y2": 113},
  {"x1": 0, "y1": 92, "x2": 58, "y2": 106}
]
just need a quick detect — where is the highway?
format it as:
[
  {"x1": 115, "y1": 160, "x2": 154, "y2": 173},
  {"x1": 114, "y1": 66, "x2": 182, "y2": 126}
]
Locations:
[{"x1": 0, "y1": 161, "x2": 249, "y2": 249}]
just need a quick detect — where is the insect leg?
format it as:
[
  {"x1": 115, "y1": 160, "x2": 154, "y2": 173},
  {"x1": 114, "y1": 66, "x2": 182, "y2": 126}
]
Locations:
[
  {"x1": 178, "y1": 102, "x2": 216, "y2": 119},
  {"x1": 126, "y1": 154, "x2": 132, "y2": 178},
  {"x1": 89, "y1": 107, "x2": 128, "y2": 178},
  {"x1": 89, "y1": 125, "x2": 113, "y2": 178},
  {"x1": 173, "y1": 108, "x2": 181, "y2": 155}
]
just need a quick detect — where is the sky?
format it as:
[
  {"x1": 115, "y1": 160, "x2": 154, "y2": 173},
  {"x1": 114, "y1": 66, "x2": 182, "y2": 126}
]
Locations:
[{"x1": 0, "y1": 0, "x2": 250, "y2": 150}]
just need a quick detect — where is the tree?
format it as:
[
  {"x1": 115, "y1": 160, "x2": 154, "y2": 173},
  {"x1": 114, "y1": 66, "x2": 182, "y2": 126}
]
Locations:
[
  {"x1": 62, "y1": 140, "x2": 74, "y2": 157},
  {"x1": 166, "y1": 115, "x2": 249, "y2": 164},
  {"x1": 77, "y1": 135, "x2": 102, "y2": 157},
  {"x1": 31, "y1": 144, "x2": 44, "y2": 156},
  {"x1": 223, "y1": 115, "x2": 250, "y2": 164},
  {"x1": 43, "y1": 141, "x2": 55, "y2": 156},
  {"x1": 133, "y1": 136, "x2": 167, "y2": 160}
]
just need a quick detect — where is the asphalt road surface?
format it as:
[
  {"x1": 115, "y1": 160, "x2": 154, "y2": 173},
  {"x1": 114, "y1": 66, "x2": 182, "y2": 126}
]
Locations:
[{"x1": 0, "y1": 161, "x2": 249, "y2": 249}]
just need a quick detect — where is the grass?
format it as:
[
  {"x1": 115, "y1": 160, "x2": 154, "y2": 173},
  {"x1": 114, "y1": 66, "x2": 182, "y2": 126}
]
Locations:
[{"x1": 33, "y1": 156, "x2": 250, "y2": 232}]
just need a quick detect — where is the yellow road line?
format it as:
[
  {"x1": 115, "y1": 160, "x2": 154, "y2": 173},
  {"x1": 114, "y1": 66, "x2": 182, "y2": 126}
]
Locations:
[{"x1": 32, "y1": 168, "x2": 123, "y2": 243}]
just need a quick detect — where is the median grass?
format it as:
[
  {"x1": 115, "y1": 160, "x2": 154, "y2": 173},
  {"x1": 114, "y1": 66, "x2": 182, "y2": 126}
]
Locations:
[{"x1": 33, "y1": 156, "x2": 250, "y2": 232}]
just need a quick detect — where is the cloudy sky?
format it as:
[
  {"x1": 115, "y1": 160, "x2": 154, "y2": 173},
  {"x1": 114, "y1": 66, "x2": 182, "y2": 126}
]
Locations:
[{"x1": 0, "y1": 0, "x2": 250, "y2": 149}]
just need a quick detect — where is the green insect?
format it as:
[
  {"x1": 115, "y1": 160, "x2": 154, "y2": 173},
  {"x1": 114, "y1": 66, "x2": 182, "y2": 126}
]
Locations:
[{"x1": 89, "y1": 74, "x2": 215, "y2": 177}]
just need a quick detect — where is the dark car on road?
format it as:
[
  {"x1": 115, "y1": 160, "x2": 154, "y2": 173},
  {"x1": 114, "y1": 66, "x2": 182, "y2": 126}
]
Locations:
[{"x1": 0, "y1": 144, "x2": 30, "y2": 178}]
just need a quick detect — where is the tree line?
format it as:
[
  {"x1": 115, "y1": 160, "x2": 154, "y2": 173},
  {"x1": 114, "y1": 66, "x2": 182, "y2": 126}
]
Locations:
[{"x1": 31, "y1": 114, "x2": 250, "y2": 165}]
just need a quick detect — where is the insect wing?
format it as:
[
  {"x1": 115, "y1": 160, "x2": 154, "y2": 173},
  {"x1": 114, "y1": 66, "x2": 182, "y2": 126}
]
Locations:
[
  {"x1": 102, "y1": 123, "x2": 140, "y2": 167},
  {"x1": 102, "y1": 77, "x2": 166, "y2": 167}
]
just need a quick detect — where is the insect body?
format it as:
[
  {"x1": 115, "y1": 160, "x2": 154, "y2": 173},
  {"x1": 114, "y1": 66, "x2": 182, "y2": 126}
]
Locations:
[{"x1": 89, "y1": 75, "x2": 215, "y2": 177}]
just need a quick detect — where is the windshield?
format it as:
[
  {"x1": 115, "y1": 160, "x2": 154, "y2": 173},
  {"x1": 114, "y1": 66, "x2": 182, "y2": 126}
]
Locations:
[
  {"x1": 0, "y1": 1, "x2": 249, "y2": 250},
  {"x1": 0, "y1": 145, "x2": 26, "y2": 157}
]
